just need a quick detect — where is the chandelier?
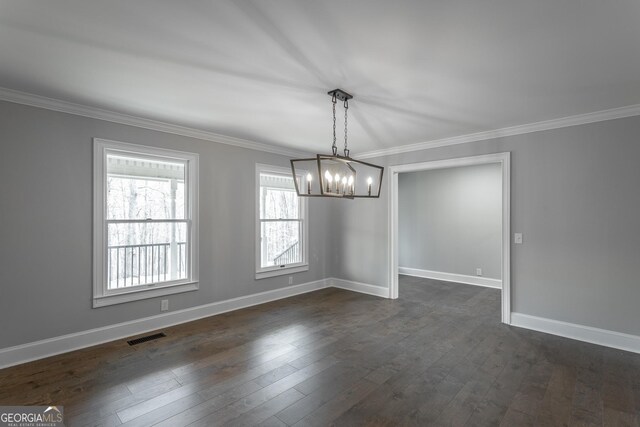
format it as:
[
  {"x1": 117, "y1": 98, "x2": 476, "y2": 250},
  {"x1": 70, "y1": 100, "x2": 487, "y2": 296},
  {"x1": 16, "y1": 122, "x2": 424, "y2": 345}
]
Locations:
[{"x1": 290, "y1": 89, "x2": 384, "y2": 199}]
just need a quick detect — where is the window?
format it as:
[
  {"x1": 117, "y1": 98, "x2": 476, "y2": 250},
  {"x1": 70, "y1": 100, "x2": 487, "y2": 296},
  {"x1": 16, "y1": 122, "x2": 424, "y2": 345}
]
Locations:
[
  {"x1": 93, "y1": 138, "x2": 198, "y2": 307},
  {"x1": 256, "y1": 164, "x2": 308, "y2": 279}
]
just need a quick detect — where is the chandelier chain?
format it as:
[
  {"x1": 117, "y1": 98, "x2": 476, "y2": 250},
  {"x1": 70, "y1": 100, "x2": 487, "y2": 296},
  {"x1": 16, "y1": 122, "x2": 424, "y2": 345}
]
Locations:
[
  {"x1": 343, "y1": 100, "x2": 349, "y2": 157},
  {"x1": 331, "y1": 93, "x2": 337, "y2": 156}
]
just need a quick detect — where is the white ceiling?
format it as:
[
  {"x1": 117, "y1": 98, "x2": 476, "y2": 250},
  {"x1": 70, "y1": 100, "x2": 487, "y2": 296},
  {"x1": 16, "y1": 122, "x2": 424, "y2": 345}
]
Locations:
[{"x1": 1, "y1": 1, "x2": 639, "y2": 155}]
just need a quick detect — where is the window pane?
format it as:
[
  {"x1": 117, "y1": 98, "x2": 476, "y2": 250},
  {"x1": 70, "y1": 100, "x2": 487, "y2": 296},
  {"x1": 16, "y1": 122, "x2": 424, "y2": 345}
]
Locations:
[
  {"x1": 107, "y1": 154, "x2": 185, "y2": 220},
  {"x1": 260, "y1": 173, "x2": 299, "y2": 220},
  {"x1": 107, "y1": 222, "x2": 187, "y2": 289},
  {"x1": 261, "y1": 221, "x2": 301, "y2": 267}
]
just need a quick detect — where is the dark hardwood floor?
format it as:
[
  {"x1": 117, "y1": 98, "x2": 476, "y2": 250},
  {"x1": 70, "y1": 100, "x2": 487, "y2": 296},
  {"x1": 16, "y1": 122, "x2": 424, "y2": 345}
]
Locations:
[{"x1": 1, "y1": 276, "x2": 639, "y2": 426}]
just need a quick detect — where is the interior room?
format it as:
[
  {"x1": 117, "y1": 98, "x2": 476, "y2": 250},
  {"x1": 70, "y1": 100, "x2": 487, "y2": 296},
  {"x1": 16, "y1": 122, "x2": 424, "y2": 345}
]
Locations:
[
  {"x1": 1, "y1": 1, "x2": 640, "y2": 426},
  {"x1": 398, "y1": 163, "x2": 503, "y2": 290}
]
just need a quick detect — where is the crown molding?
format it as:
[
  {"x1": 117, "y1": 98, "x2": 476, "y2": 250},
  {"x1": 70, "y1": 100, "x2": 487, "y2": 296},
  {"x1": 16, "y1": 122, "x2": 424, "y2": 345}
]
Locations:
[
  {"x1": 4, "y1": 86, "x2": 639, "y2": 161},
  {"x1": 356, "y1": 103, "x2": 640, "y2": 159},
  {"x1": 0, "y1": 87, "x2": 309, "y2": 158}
]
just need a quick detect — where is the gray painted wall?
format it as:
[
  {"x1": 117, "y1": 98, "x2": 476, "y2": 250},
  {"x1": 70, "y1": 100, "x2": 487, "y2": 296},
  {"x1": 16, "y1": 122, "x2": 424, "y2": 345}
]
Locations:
[
  {"x1": 2, "y1": 98, "x2": 640, "y2": 348},
  {"x1": 0, "y1": 100, "x2": 334, "y2": 348},
  {"x1": 399, "y1": 164, "x2": 502, "y2": 279},
  {"x1": 333, "y1": 115, "x2": 640, "y2": 336}
]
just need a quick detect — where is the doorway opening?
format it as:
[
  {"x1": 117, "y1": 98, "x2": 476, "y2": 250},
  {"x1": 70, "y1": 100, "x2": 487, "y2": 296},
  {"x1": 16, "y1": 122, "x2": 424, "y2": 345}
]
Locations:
[{"x1": 387, "y1": 153, "x2": 511, "y2": 324}]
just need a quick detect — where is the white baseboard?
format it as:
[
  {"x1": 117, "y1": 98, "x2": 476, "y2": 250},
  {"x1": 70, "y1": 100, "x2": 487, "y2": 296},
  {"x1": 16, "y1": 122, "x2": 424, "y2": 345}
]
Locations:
[
  {"x1": 0, "y1": 279, "x2": 330, "y2": 370},
  {"x1": 0, "y1": 277, "x2": 392, "y2": 369},
  {"x1": 5, "y1": 279, "x2": 637, "y2": 369},
  {"x1": 399, "y1": 267, "x2": 502, "y2": 289},
  {"x1": 330, "y1": 278, "x2": 390, "y2": 298},
  {"x1": 511, "y1": 312, "x2": 640, "y2": 354}
]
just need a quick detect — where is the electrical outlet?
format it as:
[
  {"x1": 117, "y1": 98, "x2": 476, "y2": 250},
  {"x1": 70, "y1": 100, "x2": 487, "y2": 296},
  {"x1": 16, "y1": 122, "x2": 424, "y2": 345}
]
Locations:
[
  {"x1": 288, "y1": 276, "x2": 293, "y2": 285},
  {"x1": 476, "y1": 268, "x2": 482, "y2": 276},
  {"x1": 514, "y1": 233, "x2": 523, "y2": 244},
  {"x1": 161, "y1": 299, "x2": 169, "y2": 312}
]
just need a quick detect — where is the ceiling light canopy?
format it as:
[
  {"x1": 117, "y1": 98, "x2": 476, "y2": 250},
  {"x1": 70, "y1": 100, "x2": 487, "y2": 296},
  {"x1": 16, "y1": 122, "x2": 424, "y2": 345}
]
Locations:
[{"x1": 290, "y1": 89, "x2": 384, "y2": 199}]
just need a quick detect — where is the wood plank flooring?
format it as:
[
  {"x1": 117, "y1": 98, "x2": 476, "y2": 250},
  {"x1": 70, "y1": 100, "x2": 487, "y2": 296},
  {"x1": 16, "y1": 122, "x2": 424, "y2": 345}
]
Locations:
[{"x1": 1, "y1": 275, "x2": 640, "y2": 426}]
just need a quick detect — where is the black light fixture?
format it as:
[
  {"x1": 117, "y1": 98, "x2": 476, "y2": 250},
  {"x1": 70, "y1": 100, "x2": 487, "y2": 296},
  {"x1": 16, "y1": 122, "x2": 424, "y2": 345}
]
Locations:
[{"x1": 290, "y1": 89, "x2": 384, "y2": 199}]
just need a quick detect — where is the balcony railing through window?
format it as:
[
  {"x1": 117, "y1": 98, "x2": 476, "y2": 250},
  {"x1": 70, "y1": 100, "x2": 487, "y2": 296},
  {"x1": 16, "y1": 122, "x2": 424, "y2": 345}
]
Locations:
[
  {"x1": 272, "y1": 241, "x2": 300, "y2": 266},
  {"x1": 107, "y1": 242, "x2": 187, "y2": 289}
]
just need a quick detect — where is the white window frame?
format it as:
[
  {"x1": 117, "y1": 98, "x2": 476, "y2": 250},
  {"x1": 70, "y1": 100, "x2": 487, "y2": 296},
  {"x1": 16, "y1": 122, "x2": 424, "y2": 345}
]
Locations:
[
  {"x1": 93, "y1": 138, "x2": 199, "y2": 307},
  {"x1": 255, "y1": 164, "x2": 309, "y2": 279}
]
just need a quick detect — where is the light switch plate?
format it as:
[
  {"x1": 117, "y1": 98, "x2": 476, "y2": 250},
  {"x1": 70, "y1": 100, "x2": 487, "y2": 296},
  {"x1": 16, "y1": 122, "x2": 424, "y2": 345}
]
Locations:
[{"x1": 514, "y1": 233, "x2": 523, "y2": 244}]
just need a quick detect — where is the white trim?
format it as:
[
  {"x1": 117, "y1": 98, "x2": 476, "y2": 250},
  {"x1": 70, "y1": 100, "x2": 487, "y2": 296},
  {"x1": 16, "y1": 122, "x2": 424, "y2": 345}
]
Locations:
[
  {"x1": 388, "y1": 153, "x2": 511, "y2": 323},
  {"x1": 0, "y1": 279, "x2": 331, "y2": 370},
  {"x1": 511, "y1": 313, "x2": 640, "y2": 355},
  {"x1": 0, "y1": 277, "x2": 391, "y2": 369},
  {"x1": 388, "y1": 171, "x2": 399, "y2": 300},
  {"x1": 93, "y1": 138, "x2": 200, "y2": 307},
  {"x1": 3, "y1": 87, "x2": 640, "y2": 162},
  {"x1": 399, "y1": 267, "x2": 502, "y2": 289},
  {"x1": 0, "y1": 87, "x2": 308, "y2": 158},
  {"x1": 502, "y1": 154, "x2": 511, "y2": 324},
  {"x1": 356, "y1": 104, "x2": 640, "y2": 159},
  {"x1": 3, "y1": 279, "x2": 636, "y2": 369},
  {"x1": 329, "y1": 278, "x2": 390, "y2": 298},
  {"x1": 255, "y1": 265, "x2": 309, "y2": 280}
]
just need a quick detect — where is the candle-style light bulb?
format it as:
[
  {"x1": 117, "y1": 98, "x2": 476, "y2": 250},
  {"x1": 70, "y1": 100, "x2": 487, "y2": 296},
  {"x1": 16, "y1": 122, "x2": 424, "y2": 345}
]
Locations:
[
  {"x1": 306, "y1": 173, "x2": 312, "y2": 194},
  {"x1": 325, "y1": 170, "x2": 332, "y2": 192},
  {"x1": 367, "y1": 176, "x2": 373, "y2": 196},
  {"x1": 334, "y1": 173, "x2": 340, "y2": 193},
  {"x1": 341, "y1": 176, "x2": 347, "y2": 195},
  {"x1": 348, "y1": 175, "x2": 354, "y2": 195}
]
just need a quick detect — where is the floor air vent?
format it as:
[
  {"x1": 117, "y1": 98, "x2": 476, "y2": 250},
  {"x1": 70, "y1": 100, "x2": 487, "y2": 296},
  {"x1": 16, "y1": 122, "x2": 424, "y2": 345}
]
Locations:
[{"x1": 127, "y1": 332, "x2": 166, "y2": 346}]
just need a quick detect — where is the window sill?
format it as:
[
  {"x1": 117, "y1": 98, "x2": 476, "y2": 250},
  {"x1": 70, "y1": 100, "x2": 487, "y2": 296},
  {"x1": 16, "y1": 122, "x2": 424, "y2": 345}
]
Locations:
[
  {"x1": 93, "y1": 281, "x2": 199, "y2": 308},
  {"x1": 255, "y1": 265, "x2": 309, "y2": 280}
]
